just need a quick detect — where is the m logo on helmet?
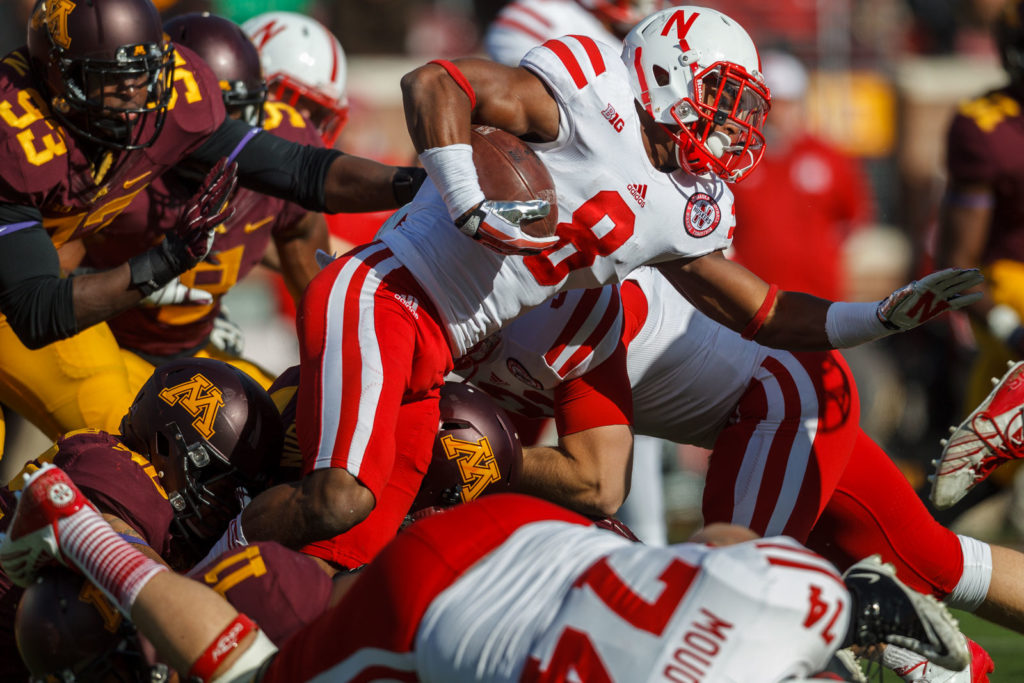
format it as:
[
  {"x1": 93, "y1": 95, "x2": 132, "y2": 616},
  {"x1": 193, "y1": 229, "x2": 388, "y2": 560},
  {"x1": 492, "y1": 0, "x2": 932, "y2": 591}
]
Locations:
[
  {"x1": 78, "y1": 581, "x2": 122, "y2": 633},
  {"x1": 158, "y1": 373, "x2": 225, "y2": 440},
  {"x1": 45, "y1": 0, "x2": 77, "y2": 50},
  {"x1": 438, "y1": 433, "x2": 502, "y2": 502}
]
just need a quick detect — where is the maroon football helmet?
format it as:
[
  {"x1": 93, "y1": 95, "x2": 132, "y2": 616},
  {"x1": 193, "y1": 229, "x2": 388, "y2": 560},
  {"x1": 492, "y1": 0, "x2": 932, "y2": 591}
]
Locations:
[
  {"x1": 15, "y1": 568, "x2": 168, "y2": 682},
  {"x1": 119, "y1": 358, "x2": 283, "y2": 546},
  {"x1": 26, "y1": 0, "x2": 174, "y2": 150},
  {"x1": 163, "y1": 12, "x2": 267, "y2": 127},
  {"x1": 410, "y1": 382, "x2": 523, "y2": 512}
]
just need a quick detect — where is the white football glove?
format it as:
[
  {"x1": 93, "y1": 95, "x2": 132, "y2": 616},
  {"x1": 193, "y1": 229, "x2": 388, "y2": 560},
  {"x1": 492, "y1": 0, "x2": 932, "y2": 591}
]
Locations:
[
  {"x1": 208, "y1": 307, "x2": 245, "y2": 357},
  {"x1": 876, "y1": 268, "x2": 983, "y2": 331},
  {"x1": 141, "y1": 276, "x2": 213, "y2": 306},
  {"x1": 456, "y1": 199, "x2": 557, "y2": 255}
]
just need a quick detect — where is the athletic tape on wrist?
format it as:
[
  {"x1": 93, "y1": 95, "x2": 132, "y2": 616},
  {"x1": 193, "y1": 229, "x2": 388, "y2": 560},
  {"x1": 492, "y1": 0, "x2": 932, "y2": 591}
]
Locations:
[
  {"x1": 825, "y1": 300, "x2": 895, "y2": 348},
  {"x1": 428, "y1": 59, "x2": 477, "y2": 109},
  {"x1": 188, "y1": 613, "x2": 258, "y2": 683},
  {"x1": 418, "y1": 145, "x2": 486, "y2": 222},
  {"x1": 741, "y1": 284, "x2": 778, "y2": 340}
]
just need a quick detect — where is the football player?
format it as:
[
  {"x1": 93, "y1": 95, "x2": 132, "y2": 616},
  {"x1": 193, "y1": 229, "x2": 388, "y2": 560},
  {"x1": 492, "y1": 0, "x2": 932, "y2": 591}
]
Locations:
[
  {"x1": 0, "y1": 473, "x2": 971, "y2": 682},
  {"x1": 486, "y1": 0, "x2": 664, "y2": 66},
  {"x1": 0, "y1": 0, "x2": 424, "y2": 459},
  {"x1": 934, "y1": 0, "x2": 1024, "y2": 508},
  {"x1": 80, "y1": 12, "x2": 330, "y2": 392},
  {"x1": 231, "y1": 6, "x2": 981, "y2": 576},
  {"x1": 456, "y1": 266, "x2": 1007, "y2": 680},
  {"x1": 0, "y1": 357, "x2": 282, "y2": 680}
]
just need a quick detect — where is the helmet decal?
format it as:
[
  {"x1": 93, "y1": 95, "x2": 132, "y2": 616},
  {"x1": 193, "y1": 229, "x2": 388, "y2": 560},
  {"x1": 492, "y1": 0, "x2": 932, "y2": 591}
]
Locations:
[
  {"x1": 158, "y1": 372, "x2": 224, "y2": 440},
  {"x1": 437, "y1": 433, "x2": 503, "y2": 503},
  {"x1": 45, "y1": 0, "x2": 76, "y2": 49}
]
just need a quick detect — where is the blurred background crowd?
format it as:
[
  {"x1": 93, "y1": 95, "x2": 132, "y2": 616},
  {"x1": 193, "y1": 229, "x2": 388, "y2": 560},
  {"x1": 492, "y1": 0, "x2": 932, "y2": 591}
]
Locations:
[{"x1": 0, "y1": 0, "x2": 1016, "y2": 544}]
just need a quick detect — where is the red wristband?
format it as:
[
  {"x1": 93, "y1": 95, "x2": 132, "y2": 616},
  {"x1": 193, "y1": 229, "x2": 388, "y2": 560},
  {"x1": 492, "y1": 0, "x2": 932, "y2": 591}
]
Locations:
[
  {"x1": 188, "y1": 613, "x2": 258, "y2": 683},
  {"x1": 429, "y1": 59, "x2": 477, "y2": 109},
  {"x1": 741, "y1": 284, "x2": 778, "y2": 340}
]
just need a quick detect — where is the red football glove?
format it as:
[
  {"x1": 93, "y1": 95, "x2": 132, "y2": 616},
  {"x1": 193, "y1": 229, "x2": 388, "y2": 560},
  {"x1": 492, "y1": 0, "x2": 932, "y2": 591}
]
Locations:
[{"x1": 170, "y1": 157, "x2": 238, "y2": 266}]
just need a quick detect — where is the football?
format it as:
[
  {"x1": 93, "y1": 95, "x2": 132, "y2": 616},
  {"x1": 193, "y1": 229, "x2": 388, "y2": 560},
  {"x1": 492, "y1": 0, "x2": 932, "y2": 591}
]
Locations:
[{"x1": 470, "y1": 125, "x2": 558, "y2": 238}]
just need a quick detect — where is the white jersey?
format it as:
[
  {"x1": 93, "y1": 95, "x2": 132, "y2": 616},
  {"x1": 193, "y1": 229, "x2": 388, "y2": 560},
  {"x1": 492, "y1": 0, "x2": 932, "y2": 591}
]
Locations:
[
  {"x1": 416, "y1": 524, "x2": 849, "y2": 682},
  {"x1": 459, "y1": 266, "x2": 767, "y2": 447},
  {"x1": 484, "y1": 0, "x2": 619, "y2": 66},
  {"x1": 381, "y1": 37, "x2": 735, "y2": 357}
]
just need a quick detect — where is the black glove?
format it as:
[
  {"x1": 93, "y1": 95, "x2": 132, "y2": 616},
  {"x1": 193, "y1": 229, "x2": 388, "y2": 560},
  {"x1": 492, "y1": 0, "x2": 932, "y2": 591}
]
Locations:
[{"x1": 129, "y1": 158, "x2": 238, "y2": 295}]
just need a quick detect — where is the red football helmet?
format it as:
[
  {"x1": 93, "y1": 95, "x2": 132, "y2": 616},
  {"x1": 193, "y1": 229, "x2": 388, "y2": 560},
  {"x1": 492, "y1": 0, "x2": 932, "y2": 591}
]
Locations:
[
  {"x1": 163, "y1": 12, "x2": 267, "y2": 127},
  {"x1": 26, "y1": 0, "x2": 175, "y2": 150},
  {"x1": 410, "y1": 382, "x2": 523, "y2": 512},
  {"x1": 119, "y1": 358, "x2": 283, "y2": 545},
  {"x1": 15, "y1": 568, "x2": 168, "y2": 682}
]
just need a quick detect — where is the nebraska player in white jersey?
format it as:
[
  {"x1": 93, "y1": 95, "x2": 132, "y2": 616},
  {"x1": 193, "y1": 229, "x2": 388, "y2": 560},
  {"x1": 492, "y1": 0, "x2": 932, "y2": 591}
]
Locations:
[
  {"x1": 233, "y1": 7, "x2": 981, "y2": 573},
  {"x1": 0, "y1": 467, "x2": 970, "y2": 683},
  {"x1": 485, "y1": 0, "x2": 622, "y2": 66}
]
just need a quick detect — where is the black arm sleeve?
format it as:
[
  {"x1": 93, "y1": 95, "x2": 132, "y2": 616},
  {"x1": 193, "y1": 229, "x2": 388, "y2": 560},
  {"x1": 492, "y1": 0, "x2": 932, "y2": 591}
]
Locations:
[
  {"x1": 0, "y1": 206, "x2": 77, "y2": 349},
  {"x1": 188, "y1": 117, "x2": 342, "y2": 213}
]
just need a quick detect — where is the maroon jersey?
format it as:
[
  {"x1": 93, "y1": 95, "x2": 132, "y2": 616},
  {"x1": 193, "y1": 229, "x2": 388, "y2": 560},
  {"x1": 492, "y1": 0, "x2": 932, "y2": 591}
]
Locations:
[
  {"x1": 946, "y1": 85, "x2": 1024, "y2": 265},
  {"x1": 0, "y1": 45, "x2": 223, "y2": 247},
  {"x1": 269, "y1": 364, "x2": 303, "y2": 482},
  {"x1": 190, "y1": 541, "x2": 333, "y2": 646},
  {"x1": 0, "y1": 429, "x2": 176, "y2": 680},
  {"x1": 83, "y1": 102, "x2": 322, "y2": 356},
  {"x1": 0, "y1": 429, "x2": 176, "y2": 556}
]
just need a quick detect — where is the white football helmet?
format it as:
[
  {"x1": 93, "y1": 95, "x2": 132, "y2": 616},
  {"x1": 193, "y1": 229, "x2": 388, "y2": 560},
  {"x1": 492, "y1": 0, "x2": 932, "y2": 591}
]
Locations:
[
  {"x1": 621, "y1": 6, "x2": 770, "y2": 182},
  {"x1": 241, "y1": 11, "x2": 349, "y2": 147}
]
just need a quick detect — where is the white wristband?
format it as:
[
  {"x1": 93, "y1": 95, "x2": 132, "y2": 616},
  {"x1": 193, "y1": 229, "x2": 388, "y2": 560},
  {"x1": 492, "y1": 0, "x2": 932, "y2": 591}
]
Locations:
[
  {"x1": 187, "y1": 512, "x2": 248, "y2": 576},
  {"x1": 418, "y1": 144, "x2": 486, "y2": 222},
  {"x1": 825, "y1": 300, "x2": 895, "y2": 348},
  {"x1": 987, "y1": 304, "x2": 1021, "y2": 343}
]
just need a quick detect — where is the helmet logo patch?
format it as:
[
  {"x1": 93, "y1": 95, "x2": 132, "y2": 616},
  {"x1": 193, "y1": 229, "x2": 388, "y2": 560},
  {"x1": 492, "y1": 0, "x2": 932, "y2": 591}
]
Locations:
[
  {"x1": 78, "y1": 581, "x2": 122, "y2": 633},
  {"x1": 684, "y1": 192, "x2": 721, "y2": 237},
  {"x1": 158, "y1": 373, "x2": 225, "y2": 440},
  {"x1": 438, "y1": 434, "x2": 501, "y2": 502},
  {"x1": 45, "y1": 0, "x2": 77, "y2": 50},
  {"x1": 661, "y1": 9, "x2": 699, "y2": 41},
  {"x1": 507, "y1": 358, "x2": 543, "y2": 389}
]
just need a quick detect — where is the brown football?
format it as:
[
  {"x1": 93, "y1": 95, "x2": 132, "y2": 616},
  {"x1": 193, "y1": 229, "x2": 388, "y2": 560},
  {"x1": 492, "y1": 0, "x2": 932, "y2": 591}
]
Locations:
[{"x1": 470, "y1": 125, "x2": 558, "y2": 238}]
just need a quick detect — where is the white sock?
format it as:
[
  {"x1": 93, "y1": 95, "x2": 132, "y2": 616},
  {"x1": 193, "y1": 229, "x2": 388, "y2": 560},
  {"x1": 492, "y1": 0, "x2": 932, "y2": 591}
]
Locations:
[{"x1": 58, "y1": 505, "x2": 167, "y2": 616}]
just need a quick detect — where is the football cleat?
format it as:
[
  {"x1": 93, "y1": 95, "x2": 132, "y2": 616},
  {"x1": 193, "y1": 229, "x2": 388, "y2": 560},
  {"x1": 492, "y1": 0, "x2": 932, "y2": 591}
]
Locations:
[
  {"x1": 0, "y1": 464, "x2": 93, "y2": 587},
  {"x1": 890, "y1": 636, "x2": 994, "y2": 682},
  {"x1": 842, "y1": 555, "x2": 969, "y2": 672},
  {"x1": 930, "y1": 360, "x2": 1024, "y2": 509}
]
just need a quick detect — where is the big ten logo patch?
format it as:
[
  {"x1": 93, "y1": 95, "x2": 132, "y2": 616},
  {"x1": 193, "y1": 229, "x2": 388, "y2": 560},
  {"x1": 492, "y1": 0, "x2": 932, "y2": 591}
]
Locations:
[
  {"x1": 438, "y1": 433, "x2": 502, "y2": 502},
  {"x1": 158, "y1": 373, "x2": 224, "y2": 439},
  {"x1": 684, "y1": 192, "x2": 721, "y2": 237}
]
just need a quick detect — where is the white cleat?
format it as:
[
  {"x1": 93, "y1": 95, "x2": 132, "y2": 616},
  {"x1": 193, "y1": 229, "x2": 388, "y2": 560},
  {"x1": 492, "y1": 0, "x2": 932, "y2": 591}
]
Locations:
[{"x1": 930, "y1": 361, "x2": 1024, "y2": 509}]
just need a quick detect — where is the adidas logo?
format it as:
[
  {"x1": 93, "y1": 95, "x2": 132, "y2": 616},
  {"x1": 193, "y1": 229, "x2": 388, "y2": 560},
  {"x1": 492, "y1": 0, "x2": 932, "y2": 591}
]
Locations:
[
  {"x1": 394, "y1": 293, "x2": 419, "y2": 318},
  {"x1": 627, "y1": 183, "x2": 647, "y2": 207}
]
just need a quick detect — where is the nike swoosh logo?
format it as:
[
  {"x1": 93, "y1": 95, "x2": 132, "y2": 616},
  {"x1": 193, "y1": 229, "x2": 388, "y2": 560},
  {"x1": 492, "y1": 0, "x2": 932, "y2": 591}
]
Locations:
[
  {"x1": 123, "y1": 171, "x2": 152, "y2": 189},
  {"x1": 245, "y1": 216, "x2": 274, "y2": 233},
  {"x1": 846, "y1": 572, "x2": 880, "y2": 584}
]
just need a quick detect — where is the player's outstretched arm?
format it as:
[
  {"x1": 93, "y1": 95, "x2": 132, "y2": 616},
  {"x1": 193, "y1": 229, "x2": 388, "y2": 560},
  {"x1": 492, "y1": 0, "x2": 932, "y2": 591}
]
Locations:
[{"x1": 658, "y1": 252, "x2": 982, "y2": 350}]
